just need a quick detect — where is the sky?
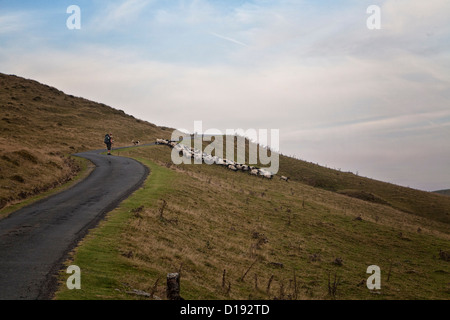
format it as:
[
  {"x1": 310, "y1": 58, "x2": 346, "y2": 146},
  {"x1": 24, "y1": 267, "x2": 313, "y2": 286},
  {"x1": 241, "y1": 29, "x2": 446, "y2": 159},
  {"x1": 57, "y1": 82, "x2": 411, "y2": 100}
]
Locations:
[{"x1": 0, "y1": 0, "x2": 449, "y2": 191}]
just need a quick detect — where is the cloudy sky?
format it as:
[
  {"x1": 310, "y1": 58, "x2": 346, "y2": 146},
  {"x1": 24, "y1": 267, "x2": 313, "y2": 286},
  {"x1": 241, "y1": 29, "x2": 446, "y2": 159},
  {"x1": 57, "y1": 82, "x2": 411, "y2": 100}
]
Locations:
[{"x1": 1, "y1": 0, "x2": 449, "y2": 191}]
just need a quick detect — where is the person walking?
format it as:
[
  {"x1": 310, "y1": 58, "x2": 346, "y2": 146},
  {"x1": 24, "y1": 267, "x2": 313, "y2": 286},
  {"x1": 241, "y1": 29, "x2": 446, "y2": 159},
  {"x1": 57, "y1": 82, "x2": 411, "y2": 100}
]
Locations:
[{"x1": 104, "y1": 132, "x2": 113, "y2": 155}]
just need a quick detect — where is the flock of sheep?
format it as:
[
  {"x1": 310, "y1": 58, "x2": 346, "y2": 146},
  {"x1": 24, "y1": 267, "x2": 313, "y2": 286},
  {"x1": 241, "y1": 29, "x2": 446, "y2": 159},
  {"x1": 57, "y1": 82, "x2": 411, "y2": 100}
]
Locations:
[{"x1": 156, "y1": 139, "x2": 290, "y2": 182}]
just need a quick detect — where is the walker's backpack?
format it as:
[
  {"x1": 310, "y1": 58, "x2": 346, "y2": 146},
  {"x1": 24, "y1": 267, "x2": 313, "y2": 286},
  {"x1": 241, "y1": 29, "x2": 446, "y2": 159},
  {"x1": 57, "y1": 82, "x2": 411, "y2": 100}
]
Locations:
[{"x1": 104, "y1": 134, "x2": 110, "y2": 144}]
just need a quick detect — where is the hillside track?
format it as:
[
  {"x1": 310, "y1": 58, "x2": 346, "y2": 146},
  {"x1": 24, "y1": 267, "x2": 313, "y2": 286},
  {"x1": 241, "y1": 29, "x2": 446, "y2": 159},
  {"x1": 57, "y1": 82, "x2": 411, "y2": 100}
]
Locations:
[{"x1": 0, "y1": 146, "x2": 150, "y2": 299}]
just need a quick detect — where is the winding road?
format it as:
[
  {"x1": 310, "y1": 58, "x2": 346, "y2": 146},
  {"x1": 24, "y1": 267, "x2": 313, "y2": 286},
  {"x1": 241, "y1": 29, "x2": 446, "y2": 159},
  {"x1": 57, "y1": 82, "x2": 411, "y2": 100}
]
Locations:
[{"x1": 0, "y1": 147, "x2": 149, "y2": 300}]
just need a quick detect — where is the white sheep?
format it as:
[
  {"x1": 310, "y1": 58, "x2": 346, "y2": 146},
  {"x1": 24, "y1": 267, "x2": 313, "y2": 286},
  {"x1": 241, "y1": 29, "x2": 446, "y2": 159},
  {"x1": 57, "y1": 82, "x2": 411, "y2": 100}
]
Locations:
[
  {"x1": 194, "y1": 154, "x2": 203, "y2": 162},
  {"x1": 211, "y1": 156, "x2": 220, "y2": 164},
  {"x1": 183, "y1": 150, "x2": 192, "y2": 158},
  {"x1": 257, "y1": 169, "x2": 273, "y2": 179},
  {"x1": 174, "y1": 144, "x2": 183, "y2": 152},
  {"x1": 260, "y1": 170, "x2": 273, "y2": 179},
  {"x1": 263, "y1": 172, "x2": 273, "y2": 179},
  {"x1": 203, "y1": 155, "x2": 214, "y2": 165},
  {"x1": 157, "y1": 139, "x2": 171, "y2": 146},
  {"x1": 280, "y1": 176, "x2": 290, "y2": 182},
  {"x1": 158, "y1": 138, "x2": 277, "y2": 181}
]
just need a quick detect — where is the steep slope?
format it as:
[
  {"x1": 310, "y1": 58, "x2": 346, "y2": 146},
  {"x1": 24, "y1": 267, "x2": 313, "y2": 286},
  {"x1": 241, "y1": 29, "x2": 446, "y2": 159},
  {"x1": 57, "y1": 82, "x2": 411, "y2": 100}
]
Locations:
[
  {"x1": 55, "y1": 144, "x2": 450, "y2": 300},
  {"x1": 180, "y1": 136, "x2": 450, "y2": 224},
  {"x1": 0, "y1": 73, "x2": 171, "y2": 210},
  {"x1": 278, "y1": 156, "x2": 450, "y2": 224}
]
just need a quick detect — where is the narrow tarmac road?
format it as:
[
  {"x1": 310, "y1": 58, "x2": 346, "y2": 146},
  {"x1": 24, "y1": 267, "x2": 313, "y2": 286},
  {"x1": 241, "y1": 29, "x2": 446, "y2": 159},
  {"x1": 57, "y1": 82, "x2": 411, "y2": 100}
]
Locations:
[{"x1": 0, "y1": 147, "x2": 149, "y2": 300}]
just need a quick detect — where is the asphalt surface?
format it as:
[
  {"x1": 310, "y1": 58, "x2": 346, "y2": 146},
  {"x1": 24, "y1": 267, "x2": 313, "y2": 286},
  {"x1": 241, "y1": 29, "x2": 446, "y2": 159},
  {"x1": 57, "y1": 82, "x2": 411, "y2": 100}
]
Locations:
[{"x1": 0, "y1": 147, "x2": 149, "y2": 300}]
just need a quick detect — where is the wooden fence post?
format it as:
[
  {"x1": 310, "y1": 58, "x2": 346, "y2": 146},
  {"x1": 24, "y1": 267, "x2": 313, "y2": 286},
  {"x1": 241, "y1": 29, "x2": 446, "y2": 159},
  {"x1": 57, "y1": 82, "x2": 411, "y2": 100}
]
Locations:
[{"x1": 167, "y1": 273, "x2": 183, "y2": 300}]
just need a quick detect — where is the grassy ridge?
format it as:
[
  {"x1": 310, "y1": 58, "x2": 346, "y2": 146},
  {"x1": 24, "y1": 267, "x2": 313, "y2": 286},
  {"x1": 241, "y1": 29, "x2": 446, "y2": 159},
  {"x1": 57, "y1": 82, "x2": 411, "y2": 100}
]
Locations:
[
  {"x1": 434, "y1": 190, "x2": 450, "y2": 197},
  {"x1": 55, "y1": 145, "x2": 450, "y2": 300},
  {"x1": 0, "y1": 73, "x2": 169, "y2": 212},
  {"x1": 0, "y1": 155, "x2": 93, "y2": 219},
  {"x1": 182, "y1": 136, "x2": 450, "y2": 224},
  {"x1": 278, "y1": 155, "x2": 450, "y2": 224}
]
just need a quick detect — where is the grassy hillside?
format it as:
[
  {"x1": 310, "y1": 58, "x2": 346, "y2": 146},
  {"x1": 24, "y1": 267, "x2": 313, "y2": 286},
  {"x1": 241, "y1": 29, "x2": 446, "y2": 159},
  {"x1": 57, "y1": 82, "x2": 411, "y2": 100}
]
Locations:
[
  {"x1": 0, "y1": 74, "x2": 448, "y2": 299},
  {"x1": 278, "y1": 156, "x2": 450, "y2": 224},
  {"x1": 0, "y1": 73, "x2": 171, "y2": 212},
  {"x1": 435, "y1": 190, "x2": 450, "y2": 197},
  {"x1": 55, "y1": 144, "x2": 450, "y2": 300},
  {"x1": 179, "y1": 136, "x2": 450, "y2": 225}
]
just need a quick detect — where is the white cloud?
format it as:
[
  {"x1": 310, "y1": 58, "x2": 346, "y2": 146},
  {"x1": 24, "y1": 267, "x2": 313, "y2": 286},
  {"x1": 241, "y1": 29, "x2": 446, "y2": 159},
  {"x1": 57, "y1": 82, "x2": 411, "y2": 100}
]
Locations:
[
  {"x1": 89, "y1": 0, "x2": 153, "y2": 31},
  {"x1": 0, "y1": 12, "x2": 32, "y2": 35},
  {"x1": 382, "y1": 0, "x2": 450, "y2": 35}
]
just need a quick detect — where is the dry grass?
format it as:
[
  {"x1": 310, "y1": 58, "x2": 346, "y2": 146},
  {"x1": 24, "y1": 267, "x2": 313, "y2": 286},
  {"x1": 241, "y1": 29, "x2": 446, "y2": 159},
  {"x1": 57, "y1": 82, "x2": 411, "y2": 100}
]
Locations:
[
  {"x1": 0, "y1": 73, "x2": 169, "y2": 212},
  {"x1": 278, "y1": 154, "x2": 450, "y2": 224},
  {"x1": 56, "y1": 144, "x2": 449, "y2": 300}
]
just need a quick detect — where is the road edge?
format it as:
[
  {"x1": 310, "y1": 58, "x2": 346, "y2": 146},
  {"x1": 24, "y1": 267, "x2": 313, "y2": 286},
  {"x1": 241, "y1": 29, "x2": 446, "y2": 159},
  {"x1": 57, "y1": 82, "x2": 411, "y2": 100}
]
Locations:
[{"x1": 37, "y1": 154, "x2": 150, "y2": 300}]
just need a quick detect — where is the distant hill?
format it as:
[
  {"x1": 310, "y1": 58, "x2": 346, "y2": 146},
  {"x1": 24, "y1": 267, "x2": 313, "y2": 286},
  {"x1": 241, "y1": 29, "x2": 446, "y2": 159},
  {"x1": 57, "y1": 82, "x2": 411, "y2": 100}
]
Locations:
[
  {"x1": 193, "y1": 137, "x2": 450, "y2": 224},
  {"x1": 0, "y1": 73, "x2": 171, "y2": 210},
  {"x1": 278, "y1": 155, "x2": 450, "y2": 224},
  {"x1": 434, "y1": 189, "x2": 450, "y2": 196}
]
